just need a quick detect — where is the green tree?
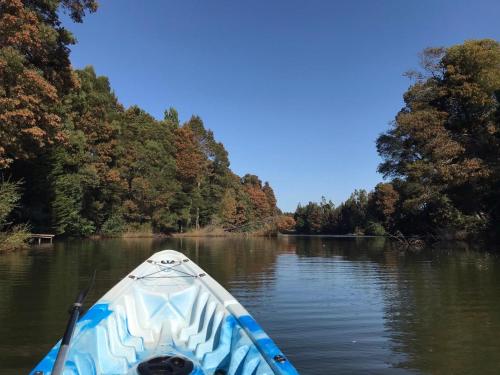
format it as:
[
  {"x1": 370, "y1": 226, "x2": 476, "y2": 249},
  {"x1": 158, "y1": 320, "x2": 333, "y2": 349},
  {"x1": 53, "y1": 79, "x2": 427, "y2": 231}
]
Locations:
[
  {"x1": 182, "y1": 116, "x2": 235, "y2": 227},
  {"x1": 294, "y1": 202, "x2": 323, "y2": 234},
  {"x1": 0, "y1": 180, "x2": 29, "y2": 251},
  {"x1": 337, "y1": 190, "x2": 368, "y2": 234},
  {"x1": 51, "y1": 66, "x2": 123, "y2": 235},
  {"x1": 117, "y1": 106, "x2": 178, "y2": 231},
  {"x1": 263, "y1": 182, "x2": 278, "y2": 216}
]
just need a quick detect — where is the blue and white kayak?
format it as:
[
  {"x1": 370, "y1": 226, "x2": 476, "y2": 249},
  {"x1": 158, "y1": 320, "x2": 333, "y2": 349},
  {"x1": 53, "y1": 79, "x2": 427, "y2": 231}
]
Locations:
[{"x1": 31, "y1": 250, "x2": 299, "y2": 375}]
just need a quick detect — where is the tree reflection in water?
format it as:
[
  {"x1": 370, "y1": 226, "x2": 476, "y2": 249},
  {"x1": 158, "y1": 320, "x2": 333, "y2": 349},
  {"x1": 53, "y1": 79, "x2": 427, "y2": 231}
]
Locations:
[{"x1": 1, "y1": 237, "x2": 499, "y2": 374}]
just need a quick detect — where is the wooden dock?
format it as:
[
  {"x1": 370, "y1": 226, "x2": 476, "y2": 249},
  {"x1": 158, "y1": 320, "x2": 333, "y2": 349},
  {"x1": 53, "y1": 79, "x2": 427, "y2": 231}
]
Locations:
[{"x1": 31, "y1": 234, "x2": 55, "y2": 245}]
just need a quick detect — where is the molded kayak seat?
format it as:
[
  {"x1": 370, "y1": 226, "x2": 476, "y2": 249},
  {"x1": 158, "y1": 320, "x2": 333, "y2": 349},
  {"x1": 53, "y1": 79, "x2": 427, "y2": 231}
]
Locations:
[{"x1": 31, "y1": 250, "x2": 299, "y2": 375}]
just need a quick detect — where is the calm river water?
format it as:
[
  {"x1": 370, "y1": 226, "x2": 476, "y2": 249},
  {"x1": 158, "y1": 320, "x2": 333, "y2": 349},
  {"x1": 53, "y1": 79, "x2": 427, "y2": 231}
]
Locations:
[{"x1": 1, "y1": 236, "x2": 500, "y2": 374}]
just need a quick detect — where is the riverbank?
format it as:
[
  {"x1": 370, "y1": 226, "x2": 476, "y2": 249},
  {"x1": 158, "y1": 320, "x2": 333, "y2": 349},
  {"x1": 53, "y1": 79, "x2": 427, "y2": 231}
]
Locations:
[
  {"x1": 0, "y1": 226, "x2": 278, "y2": 253},
  {"x1": 0, "y1": 227, "x2": 30, "y2": 254},
  {"x1": 87, "y1": 225, "x2": 278, "y2": 240},
  {"x1": 172, "y1": 225, "x2": 278, "y2": 238}
]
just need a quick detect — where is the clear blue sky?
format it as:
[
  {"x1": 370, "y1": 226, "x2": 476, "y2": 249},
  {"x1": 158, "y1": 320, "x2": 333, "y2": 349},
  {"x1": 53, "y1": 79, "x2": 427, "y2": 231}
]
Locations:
[{"x1": 62, "y1": 0, "x2": 500, "y2": 212}]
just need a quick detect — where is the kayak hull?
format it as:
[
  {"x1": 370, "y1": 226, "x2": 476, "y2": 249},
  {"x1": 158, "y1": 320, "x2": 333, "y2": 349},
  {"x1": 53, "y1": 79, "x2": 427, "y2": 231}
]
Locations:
[{"x1": 31, "y1": 250, "x2": 299, "y2": 375}]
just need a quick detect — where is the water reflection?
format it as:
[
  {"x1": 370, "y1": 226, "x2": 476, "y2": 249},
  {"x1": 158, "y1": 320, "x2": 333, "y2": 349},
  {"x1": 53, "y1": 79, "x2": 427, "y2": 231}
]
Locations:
[{"x1": 0, "y1": 237, "x2": 499, "y2": 374}]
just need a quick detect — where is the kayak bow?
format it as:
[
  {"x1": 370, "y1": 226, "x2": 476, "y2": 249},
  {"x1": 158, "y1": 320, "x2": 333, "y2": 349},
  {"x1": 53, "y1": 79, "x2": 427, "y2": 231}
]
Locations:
[{"x1": 31, "y1": 250, "x2": 299, "y2": 375}]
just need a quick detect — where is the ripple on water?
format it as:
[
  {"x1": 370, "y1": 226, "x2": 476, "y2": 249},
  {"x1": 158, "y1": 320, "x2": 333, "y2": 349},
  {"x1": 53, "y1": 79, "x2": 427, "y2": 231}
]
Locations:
[{"x1": 2, "y1": 237, "x2": 500, "y2": 375}]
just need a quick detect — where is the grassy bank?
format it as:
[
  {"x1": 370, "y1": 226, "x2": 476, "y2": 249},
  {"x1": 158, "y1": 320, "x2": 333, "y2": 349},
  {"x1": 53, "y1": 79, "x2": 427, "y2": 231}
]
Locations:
[
  {"x1": 0, "y1": 226, "x2": 30, "y2": 253},
  {"x1": 173, "y1": 225, "x2": 279, "y2": 238}
]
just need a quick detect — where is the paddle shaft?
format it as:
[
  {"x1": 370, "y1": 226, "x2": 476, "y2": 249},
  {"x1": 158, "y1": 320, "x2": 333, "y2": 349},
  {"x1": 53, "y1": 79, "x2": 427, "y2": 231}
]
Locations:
[
  {"x1": 52, "y1": 272, "x2": 95, "y2": 375},
  {"x1": 52, "y1": 302, "x2": 82, "y2": 375}
]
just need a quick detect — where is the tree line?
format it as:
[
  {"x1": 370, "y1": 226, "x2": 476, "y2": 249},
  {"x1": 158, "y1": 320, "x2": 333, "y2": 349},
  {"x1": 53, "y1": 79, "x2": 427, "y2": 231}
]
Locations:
[
  {"x1": 1, "y1": 2, "x2": 499, "y2": 246},
  {"x1": 294, "y1": 39, "x2": 500, "y2": 241},
  {"x1": 0, "y1": 0, "x2": 279, "y2": 246}
]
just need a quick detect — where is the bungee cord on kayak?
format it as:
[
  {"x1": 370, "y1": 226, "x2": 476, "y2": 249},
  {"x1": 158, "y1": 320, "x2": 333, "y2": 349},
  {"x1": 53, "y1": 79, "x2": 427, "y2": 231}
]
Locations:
[{"x1": 131, "y1": 259, "x2": 201, "y2": 280}]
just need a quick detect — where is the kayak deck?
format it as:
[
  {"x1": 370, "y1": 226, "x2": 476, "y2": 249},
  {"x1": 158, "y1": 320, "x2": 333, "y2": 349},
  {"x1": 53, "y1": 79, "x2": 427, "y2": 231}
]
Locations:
[{"x1": 31, "y1": 250, "x2": 299, "y2": 375}]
